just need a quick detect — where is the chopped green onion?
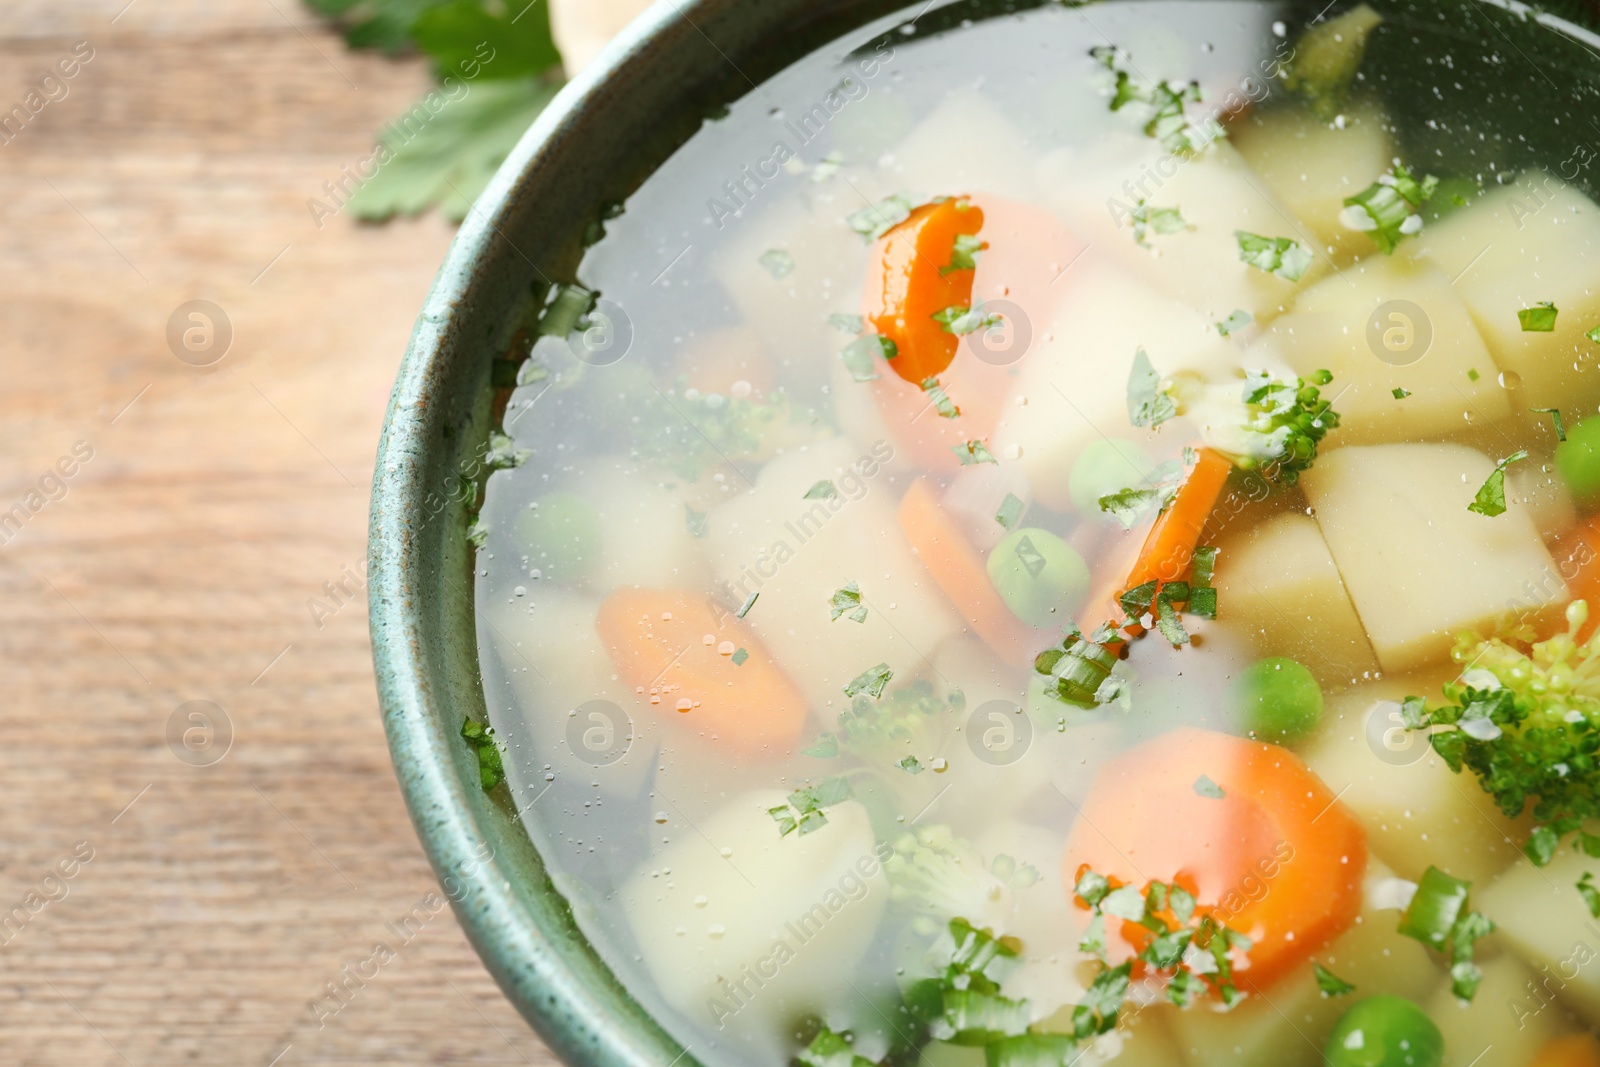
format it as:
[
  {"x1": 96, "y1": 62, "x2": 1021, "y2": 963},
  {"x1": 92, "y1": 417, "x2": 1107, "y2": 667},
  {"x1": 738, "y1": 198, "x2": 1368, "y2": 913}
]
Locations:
[
  {"x1": 1534, "y1": 407, "x2": 1568, "y2": 441},
  {"x1": 1520, "y1": 302, "x2": 1560, "y2": 332},
  {"x1": 829, "y1": 582, "x2": 868, "y2": 623},
  {"x1": 847, "y1": 193, "x2": 917, "y2": 241},
  {"x1": 941, "y1": 233, "x2": 985, "y2": 275},
  {"x1": 921, "y1": 377, "x2": 961, "y2": 418},
  {"x1": 736, "y1": 592, "x2": 758, "y2": 619},
  {"x1": 1312, "y1": 961, "x2": 1356, "y2": 997},
  {"x1": 1216, "y1": 309, "x2": 1252, "y2": 337}
]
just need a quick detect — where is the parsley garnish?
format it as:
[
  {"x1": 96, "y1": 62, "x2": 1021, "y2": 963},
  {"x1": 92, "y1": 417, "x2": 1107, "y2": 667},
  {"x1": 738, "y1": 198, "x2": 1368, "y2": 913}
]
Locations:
[
  {"x1": 810, "y1": 150, "x2": 844, "y2": 184},
  {"x1": 795, "y1": 1027, "x2": 876, "y2": 1067},
  {"x1": 804, "y1": 480, "x2": 839, "y2": 500},
  {"x1": 1580, "y1": 872, "x2": 1600, "y2": 918},
  {"x1": 1588, "y1": 326, "x2": 1600, "y2": 345},
  {"x1": 684, "y1": 505, "x2": 708, "y2": 538},
  {"x1": 1098, "y1": 483, "x2": 1180, "y2": 529},
  {"x1": 843, "y1": 662, "x2": 894, "y2": 699},
  {"x1": 1520, "y1": 302, "x2": 1560, "y2": 333},
  {"x1": 995, "y1": 492, "x2": 1025, "y2": 530},
  {"x1": 941, "y1": 233, "x2": 986, "y2": 276},
  {"x1": 1312, "y1": 962, "x2": 1356, "y2": 997},
  {"x1": 1235, "y1": 231, "x2": 1313, "y2": 282},
  {"x1": 730, "y1": 647, "x2": 749, "y2": 665},
  {"x1": 1216, "y1": 309, "x2": 1252, "y2": 337},
  {"x1": 840, "y1": 335, "x2": 894, "y2": 382},
  {"x1": 829, "y1": 582, "x2": 868, "y2": 623},
  {"x1": 460, "y1": 718, "x2": 505, "y2": 791},
  {"x1": 952, "y1": 440, "x2": 999, "y2": 466},
  {"x1": 735, "y1": 592, "x2": 758, "y2": 619},
  {"x1": 1397, "y1": 866, "x2": 1493, "y2": 1001},
  {"x1": 933, "y1": 304, "x2": 1002, "y2": 336},
  {"x1": 1534, "y1": 407, "x2": 1568, "y2": 441},
  {"x1": 1089, "y1": 46, "x2": 1220, "y2": 156},
  {"x1": 1393, "y1": 387, "x2": 1412, "y2": 399},
  {"x1": 1193, "y1": 774, "x2": 1225, "y2": 798},
  {"x1": 847, "y1": 193, "x2": 917, "y2": 241},
  {"x1": 1467, "y1": 368, "x2": 1481, "y2": 381},
  {"x1": 759, "y1": 248, "x2": 795, "y2": 279},
  {"x1": 1342, "y1": 164, "x2": 1440, "y2": 254},
  {"x1": 1129, "y1": 201, "x2": 1189, "y2": 248},
  {"x1": 801, "y1": 732, "x2": 839, "y2": 758},
  {"x1": 896, "y1": 755, "x2": 924, "y2": 775},
  {"x1": 484, "y1": 430, "x2": 530, "y2": 470},
  {"x1": 1127, "y1": 347, "x2": 1178, "y2": 429},
  {"x1": 1467, "y1": 449, "x2": 1528, "y2": 518},
  {"x1": 921, "y1": 378, "x2": 961, "y2": 418},
  {"x1": 768, "y1": 776, "x2": 853, "y2": 837}
]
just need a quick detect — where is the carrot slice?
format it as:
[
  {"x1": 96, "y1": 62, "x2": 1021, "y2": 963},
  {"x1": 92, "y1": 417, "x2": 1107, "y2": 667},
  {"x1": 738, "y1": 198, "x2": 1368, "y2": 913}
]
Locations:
[
  {"x1": 1061, "y1": 727, "x2": 1367, "y2": 995},
  {"x1": 866, "y1": 198, "x2": 985, "y2": 384},
  {"x1": 1533, "y1": 1034, "x2": 1600, "y2": 1067},
  {"x1": 595, "y1": 589, "x2": 807, "y2": 759},
  {"x1": 897, "y1": 478, "x2": 1052, "y2": 668}
]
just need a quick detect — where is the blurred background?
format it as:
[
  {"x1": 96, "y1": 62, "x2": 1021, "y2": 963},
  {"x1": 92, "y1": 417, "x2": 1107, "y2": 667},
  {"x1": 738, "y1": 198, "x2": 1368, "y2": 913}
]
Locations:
[{"x1": 0, "y1": 0, "x2": 646, "y2": 1062}]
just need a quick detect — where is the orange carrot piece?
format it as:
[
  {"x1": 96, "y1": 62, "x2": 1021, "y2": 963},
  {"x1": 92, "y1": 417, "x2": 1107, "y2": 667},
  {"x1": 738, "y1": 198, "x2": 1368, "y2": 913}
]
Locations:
[
  {"x1": 897, "y1": 478, "x2": 1051, "y2": 668},
  {"x1": 595, "y1": 589, "x2": 807, "y2": 759},
  {"x1": 1062, "y1": 727, "x2": 1367, "y2": 995},
  {"x1": 865, "y1": 198, "x2": 985, "y2": 384},
  {"x1": 1533, "y1": 1035, "x2": 1600, "y2": 1067}
]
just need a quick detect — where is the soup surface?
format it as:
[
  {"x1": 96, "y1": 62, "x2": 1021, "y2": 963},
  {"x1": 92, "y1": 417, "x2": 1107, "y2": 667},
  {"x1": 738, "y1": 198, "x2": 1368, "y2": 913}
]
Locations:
[{"x1": 469, "y1": 2, "x2": 1600, "y2": 1064}]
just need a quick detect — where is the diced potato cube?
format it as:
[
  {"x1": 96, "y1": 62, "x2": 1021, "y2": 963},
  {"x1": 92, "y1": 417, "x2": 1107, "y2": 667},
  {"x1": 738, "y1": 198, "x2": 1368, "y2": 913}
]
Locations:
[
  {"x1": 1478, "y1": 846, "x2": 1600, "y2": 1028},
  {"x1": 1168, "y1": 858, "x2": 1440, "y2": 1067},
  {"x1": 1409, "y1": 173, "x2": 1600, "y2": 419},
  {"x1": 1426, "y1": 955, "x2": 1568, "y2": 1067},
  {"x1": 1300, "y1": 671, "x2": 1529, "y2": 886},
  {"x1": 1039, "y1": 137, "x2": 1329, "y2": 323},
  {"x1": 708, "y1": 438, "x2": 960, "y2": 710},
  {"x1": 1301, "y1": 443, "x2": 1569, "y2": 674},
  {"x1": 1213, "y1": 512, "x2": 1380, "y2": 688},
  {"x1": 1508, "y1": 458, "x2": 1578, "y2": 542},
  {"x1": 1260, "y1": 255, "x2": 1511, "y2": 446},
  {"x1": 991, "y1": 256, "x2": 1240, "y2": 511},
  {"x1": 881, "y1": 91, "x2": 1041, "y2": 203},
  {"x1": 1231, "y1": 100, "x2": 1394, "y2": 262}
]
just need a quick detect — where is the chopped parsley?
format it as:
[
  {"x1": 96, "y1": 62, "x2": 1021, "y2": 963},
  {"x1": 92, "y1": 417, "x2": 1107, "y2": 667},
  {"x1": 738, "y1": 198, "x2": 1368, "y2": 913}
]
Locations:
[
  {"x1": 1520, "y1": 302, "x2": 1560, "y2": 333},
  {"x1": 537, "y1": 283, "x2": 596, "y2": 338},
  {"x1": 768, "y1": 776, "x2": 853, "y2": 837},
  {"x1": 1127, "y1": 347, "x2": 1179, "y2": 429},
  {"x1": 1193, "y1": 774, "x2": 1225, "y2": 798},
  {"x1": 1312, "y1": 962, "x2": 1356, "y2": 998},
  {"x1": 1534, "y1": 407, "x2": 1568, "y2": 441},
  {"x1": 485, "y1": 430, "x2": 531, "y2": 470},
  {"x1": 801, "y1": 732, "x2": 839, "y2": 758},
  {"x1": 941, "y1": 233, "x2": 986, "y2": 276},
  {"x1": 1393, "y1": 387, "x2": 1412, "y2": 399},
  {"x1": 1342, "y1": 164, "x2": 1440, "y2": 254},
  {"x1": 685, "y1": 505, "x2": 708, "y2": 538},
  {"x1": 952, "y1": 440, "x2": 999, "y2": 466},
  {"x1": 1588, "y1": 325, "x2": 1600, "y2": 345},
  {"x1": 1089, "y1": 46, "x2": 1220, "y2": 156},
  {"x1": 795, "y1": 1027, "x2": 876, "y2": 1067},
  {"x1": 1129, "y1": 201, "x2": 1189, "y2": 248},
  {"x1": 1098, "y1": 479, "x2": 1181, "y2": 530},
  {"x1": 1467, "y1": 368, "x2": 1481, "y2": 381},
  {"x1": 759, "y1": 248, "x2": 795, "y2": 279},
  {"x1": 847, "y1": 193, "x2": 918, "y2": 241},
  {"x1": 460, "y1": 718, "x2": 505, "y2": 791},
  {"x1": 1467, "y1": 449, "x2": 1528, "y2": 518},
  {"x1": 840, "y1": 335, "x2": 895, "y2": 382},
  {"x1": 730, "y1": 647, "x2": 749, "y2": 666},
  {"x1": 1580, "y1": 872, "x2": 1600, "y2": 919},
  {"x1": 933, "y1": 303, "x2": 1003, "y2": 336},
  {"x1": 736, "y1": 591, "x2": 758, "y2": 619},
  {"x1": 1235, "y1": 231, "x2": 1313, "y2": 282},
  {"x1": 810, "y1": 150, "x2": 844, "y2": 184},
  {"x1": 995, "y1": 492, "x2": 1025, "y2": 530},
  {"x1": 804, "y1": 480, "x2": 839, "y2": 500},
  {"x1": 1216, "y1": 309, "x2": 1252, "y2": 337},
  {"x1": 843, "y1": 662, "x2": 894, "y2": 699},
  {"x1": 1397, "y1": 865, "x2": 1493, "y2": 1001},
  {"x1": 829, "y1": 582, "x2": 868, "y2": 623},
  {"x1": 896, "y1": 755, "x2": 925, "y2": 775},
  {"x1": 837, "y1": 678, "x2": 962, "y2": 769},
  {"x1": 921, "y1": 377, "x2": 961, "y2": 418}
]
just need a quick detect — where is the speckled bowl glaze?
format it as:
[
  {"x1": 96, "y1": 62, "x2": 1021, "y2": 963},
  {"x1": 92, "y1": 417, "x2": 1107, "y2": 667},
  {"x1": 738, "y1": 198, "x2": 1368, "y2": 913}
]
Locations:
[{"x1": 369, "y1": 2, "x2": 1600, "y2": 1065}]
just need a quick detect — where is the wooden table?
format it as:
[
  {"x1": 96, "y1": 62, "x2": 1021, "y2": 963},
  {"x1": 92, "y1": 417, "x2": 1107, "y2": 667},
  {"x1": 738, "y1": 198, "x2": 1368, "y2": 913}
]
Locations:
[{"x1": 0, "y1": 2, "x2": 558, "y2": 1062}]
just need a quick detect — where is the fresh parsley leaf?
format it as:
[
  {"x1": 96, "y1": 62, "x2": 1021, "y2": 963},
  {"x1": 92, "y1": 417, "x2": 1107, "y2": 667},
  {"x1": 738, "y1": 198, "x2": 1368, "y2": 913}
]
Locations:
[
  {"x1": 1342, "y1": 163, "x2": 1439, "y2": 254},
  {"x1": 1192, "y1": 774, "x2": 1224, "y2": 799},
  {"x1": 1127, "y1": 347, "x2": 1178, "y2": 429},
  {"x1": 1216, "y1": 309, "x2": 1252, "y2": 337},
  {"x1": 829, "y1": 582, "x2": 868, "y2": 623},
  {"x1": 1090, "y1": 46, "x2": 1219, "y2": 156},
  {"x1": 730, "y1": 647, "x2": 748, "y2": 666},
  {"x1": 847, "y1": 193, "x2": 917, "y2": 241},
  {"x1": 941, "y1": 233, "x2": 986, "y2": 275},
  {"x1": 769, "y1": 776, "x2": 854, "y2": 837},
  {"x1": 933, "y1": 303, "x2": 1003, "y2": 336},
  {"x1": 995, "y1": 492, "x2": 1025, "y2": 530},
  {"x1": 1235, "y1": 231, "x2": 1313, "y2": 282},
  {"x1": 1312, "y1": 962, "x2": 1356, "y2": 997},
  {"x1": 409, "y1": 0, "x2": 561, "y2": 79},
  {"x1": 840, "y1": 335, "x2": 894, "y2": 382},
  {"x1": 1520, "y1": 302, "x2": 1560, "y2": 333},
  {"x1": 1155, "y1": 594, "x2": 1188, "y2": 646},
  {"x1": 804, "y1": 480, "x2": 839, "y2": 500},
  {"x1": 1467, "y1": 449, "x2": 1529, "y2": 518},
  {"x1": 460, "y1": 717, "x2": 505, "y2": 791},
  {"x1": 1534, "y1": 407, "x2": 1568, "y2": 441},
  {"x1": 759, "y1": 248, "x2": 795, "y2": 279},
  {"x1": 304, "y1": 0, "x2": 455, "y2": 53},
  {"x1": 1129, "y1": 201, "x2": 1189, "y2": 247},
  {"x1": 484, "y1": 430, "x2": 530, "y2": 470},
  {"x1": 801, "y1": 732, "x2": 839, "y2": 758},
  {"x1": 736, "y1": 592, "x2": 758, "y2": 619},
  {"x1": 921, "y1": 377, "x2": 961, "y2": 418},
  {"x1": 684, "y1": 505, "x2": 708, "y2": 539},
  {"x1": 896, "y1": 755, "x2": 924, "y2": 774},
  {"x1": 952, "y1": 440, "x2": 999, "y2": 466},
  {"x1": 843, "y1": 662, "x2": 894, "y2": 699},
  {"x1": 1098, "y1": 485, "x2": 1174, "y2": 529},
  {"x1": 1588, "y1": 325, "x2": 1600, "y2": 345},
  {"x1": 1393, "y1": 387, "x2": 1412, "y2": 399},
  {"x1": 1467, "y1": 368, "x2": 1481, "y2": 382},
  {"x1": 810, "y1": 150, "x2": 844, "y2": 184}
]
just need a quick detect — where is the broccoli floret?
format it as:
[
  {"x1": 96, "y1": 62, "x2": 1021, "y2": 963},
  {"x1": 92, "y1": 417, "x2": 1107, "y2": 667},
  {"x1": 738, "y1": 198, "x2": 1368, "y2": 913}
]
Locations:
[
  {"x1": 884, "y1": 825, "x2": 1039, "y2": 933},
  {"x1": 837, "y1": 680, "x2": 962, "y2": 769},
  {"x1": 1406, "y1": 601, "x2": 1600, "y2": 865}
]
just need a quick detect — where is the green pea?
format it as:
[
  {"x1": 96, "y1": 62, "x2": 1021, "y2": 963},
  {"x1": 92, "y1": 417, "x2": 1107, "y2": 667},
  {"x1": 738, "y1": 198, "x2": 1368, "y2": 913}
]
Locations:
[
  {"x1": 1324, "y1": 996, "x2": 1442, "y2": 1067},
  {"x1": 1233, "y1": 657, "x2": 1323, "y2": 743},
  {"x1": 1557, "y1": 416, "x2": 1600, "y2": 510},
  {"x1": 987, "y1": 527, "x2": 1089, "y2": 628},
  {"x1": 514, "y1": 491, "x2": 601, "y2": 580},
  {"x1": 1069, "y1": 438, "x2": 1155, "y2": 518}
]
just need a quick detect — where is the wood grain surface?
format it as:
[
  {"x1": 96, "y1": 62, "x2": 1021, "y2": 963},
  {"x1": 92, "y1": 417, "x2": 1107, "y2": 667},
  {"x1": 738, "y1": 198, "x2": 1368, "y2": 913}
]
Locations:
[{"x1": 0, "y1": 2, "x2": 559, "y2": 1063}]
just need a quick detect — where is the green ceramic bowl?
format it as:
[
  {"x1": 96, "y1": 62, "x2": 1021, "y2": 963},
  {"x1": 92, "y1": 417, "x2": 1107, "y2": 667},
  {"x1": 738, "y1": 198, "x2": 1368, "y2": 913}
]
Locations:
[{"x1": 369, "y1": 2, "x2": 1600, "y2": 1065}]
